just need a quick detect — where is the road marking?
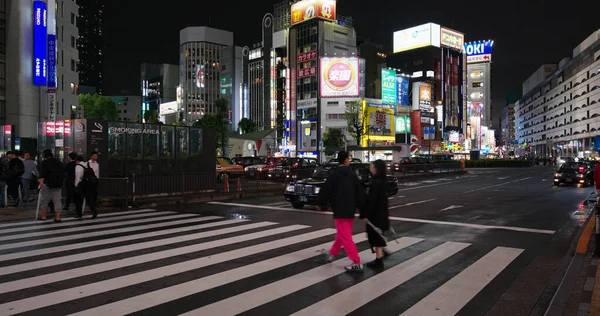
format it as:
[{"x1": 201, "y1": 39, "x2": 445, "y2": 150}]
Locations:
[
  {"x1": 180, "y1": 237, "x2": 424, "y2": 316},
  {"x1": 0, "y1": 216, "x2": 224, "y2": 262},
  {"x1": 389, "y1": 199, "x2": 436, "y2": 209},
  {"x1": 402, "y1": 182, "x2": 421, "y2": 186},
  {"x1": 0, "y1": 211, "x2": 192, "y2": 242},
  {"x1": 422, "y1": 180, "x2": 439, "y2": 184},
  {"x1": 400, "y1": 247, "x2": 523, "y2": 316},
  {"x1": 439, "y1": 205, "x2": 463, "y2": 212},
  {"x1": 0, "y1": 228, "x2": 334, "y2": 315},
  {"x1": 0, "y1": 221, "x2": 275, "y2": 281},
  {"x1": 463, "y1": 177, "x2": 532, "y2": 194},
  {"x1": 0, "y1": 213, "x2": 204, "y2": 252},
  {"x1": 498, "y1": 177, "x2": 509, "y2": 180},
  {"x1": 290, "y1": 242, "x2": 471, "y2": 316},
  {"x1": 208, "y1": 202, "x2": 557, "y2": 234},
  {"x1": 388, "y1": 196, "x2": 406, "y2": 200}
]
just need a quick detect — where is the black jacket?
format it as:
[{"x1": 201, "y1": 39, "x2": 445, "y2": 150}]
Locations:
[
  {"x1": 360, "y1": 176, "x2": 390, "y2": 231},
  {"x1": 8, "y1": 158, "x2": 24, "y2": 180},
  {"x1": 317, "y1": 165, "x2": 365, "y2": 219},
  {"x1": 65, "y1": 161, "x2": 76, "y2": 185}
]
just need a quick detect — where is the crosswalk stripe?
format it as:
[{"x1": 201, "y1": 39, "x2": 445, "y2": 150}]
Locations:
[
  {"x1": 0, "y1": 219, "x2": 271, "y2": 279},
  {"x1": 0, "y1": 216, "x2": 224, "y2": 262},
  {"x1": 0, "y1": 209, "x2": 165, "y2": 230},
  {"x1": 69, "y1": 234, "x2": 378, "y2": 315},
  {"x1": 0, "y1": 227, "x2": 332, "y2": 315},
  {"x1": 290, "y1": 241, "x2": 470, "y2": 316},
  {"x1": 0, "y1": 213, "x2": 205, "y2": 252},
  {"x1": 0, "y1": 222, "x2": 287, "y2": 294},
  {"x1": 185, "y1": 237, "x2": 424, "y2": 316},
  {"x1": 0, "y1": 211, "x2": 188, "y2": 241},
  {"x1": 400, "y1": 246, "x2": 523, "y2": 316}
]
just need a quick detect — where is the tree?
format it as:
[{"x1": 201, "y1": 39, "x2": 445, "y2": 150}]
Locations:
[
  {"x1": 143, "y1": 110, "x2": 160, "y2": 124},
  {"x1": 345, "y1": 100, "x2": 368, "y2": 147},
  {"x1": 322, "y1": 128, "x2": 346, "y2": 155},
  {"x1": 193, "y1": 98, "x2": 229, "y2": 155},
  {"x1": 79, "y1": 93, "x2": 119, "y2": 121},
  {"x1": 238, "y1": 118, "x2": 258, "y2": 134}
]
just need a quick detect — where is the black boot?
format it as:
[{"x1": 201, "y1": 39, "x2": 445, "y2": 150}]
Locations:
[{"x1": 366, "y1": 257, "x2": 384, "y2": 268}]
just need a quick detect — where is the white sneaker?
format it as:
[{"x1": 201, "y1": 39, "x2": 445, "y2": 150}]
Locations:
[
  {"x1": 344, "y1": 263, "x2": 363, "y2": 273},
  {"x1": 319, "y1": 249, "x2": 334, "y2": 262}
]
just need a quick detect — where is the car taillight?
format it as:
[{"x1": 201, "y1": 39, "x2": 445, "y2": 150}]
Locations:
[
  {"x1": 295, "y1": 163, "x2": 299, "y2": 167},
  {"x1": 579, "y1": 167, "x2": 585, "y2": 173}
]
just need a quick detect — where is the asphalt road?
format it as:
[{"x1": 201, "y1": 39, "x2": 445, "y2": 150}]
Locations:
[{"x1": 0, "y1": 166, "x2": 591, "y2": 315}]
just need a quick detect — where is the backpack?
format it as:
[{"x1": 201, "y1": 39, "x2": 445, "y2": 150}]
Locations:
[
  {"x1": 78, "y1": 163, "x2": 98, "y2": 189},
  {"x1": 46, "y1": 159, "x2": 65, "y2": 189}
]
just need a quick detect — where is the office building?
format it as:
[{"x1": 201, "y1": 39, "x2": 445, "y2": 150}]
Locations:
[
  {"x1": 141, "y1": 63, "x2": 178, "y2": 122},
  {"x1": 108, "y1": 95, "x2": 141, "y2": 122},
  {"x1": 76, "y1": 0, "x2": 102, "y2": 94},
  {"x1": 179, "y1": 26, "x2": 243, "y2": 130},
  {"x1": 358, "y1": 39, "x2": 387, "y2": 99},
  {"x1": 516, "y1": 28, "x2": 600, "y2": 158}
]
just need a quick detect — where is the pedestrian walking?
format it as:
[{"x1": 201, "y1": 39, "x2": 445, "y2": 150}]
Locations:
[
  {"x1": 75, "y1": 153, "x2": 99, "y2": 219},
  {"x1": 21, "y1": 151, "x2": 38, "y2": 203},
  {"x1": 316, "y1": 151, "x2": 365, "y2": 273},
  {"x1": 6, "y1": 151, "x2": 24, "y2": 207},
  {"x1": 359, "y1": 159, "x2": 391, "y2": 268},
  {"x1": 0, "y1": 157, "x2": 7, "y2": 208},
  {"x1": 37, "y1": 150, "x2": 65, "y2": 222},
  {"x1": 63, "y1": 152, "x2": 77, "y2": 211}
]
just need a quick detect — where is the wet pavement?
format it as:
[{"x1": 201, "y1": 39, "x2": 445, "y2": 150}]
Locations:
[{"x1": 0, "y1": 166, "x2": 590, "y2": 315}]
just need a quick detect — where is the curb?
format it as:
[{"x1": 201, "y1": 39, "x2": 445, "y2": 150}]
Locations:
[{"x1": 545, "y1": 204, "x2": 596, "y2": 316}]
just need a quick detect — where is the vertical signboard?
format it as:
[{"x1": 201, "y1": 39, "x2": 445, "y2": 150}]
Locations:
[
  {"x1": 395, "y1": 116, "x2": 411, "y2": 133},
  {"x1": 48, "y1": 89, "x2": 56, "y2": 122},
  {"x1": 397, "y1": 76, "x2": 409, "y2": 106},
  {"x1": 86, "y1": 120, "x2": 108, "y2": 177},
  {"x1": 47, "y1": 35, "x2": 57, "y2": 87},
  {"x1": 33, "y1": 1, "x2": 48, "y2": 85},
  {"x1": 381, "y1": 68, "x2": 397, "y2": 105},
  {"x1": 464, "y1": 41, "x2": 493, "y2": 63}
]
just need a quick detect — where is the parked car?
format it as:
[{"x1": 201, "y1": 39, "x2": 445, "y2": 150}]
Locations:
[
  {"x1": 216, "y1": 157, "x2": 244, "y2": 182},
  {"x1": 284, "y1": 163, "x2": 400, "y2": 209},
  {"x1": 245, "y1": 157, "x2": 289, "y2": 179},
  {"x1": 554, "y1": 162, "x2": 594, "y2": 186},
  {"x1": 232, "y1": 156, "x2": 264, "y2": 168},
  {"x1": 268, "y1": 157, "x2": 319, "y2": 181},
  {"x1": 396, "y1": 157, "x2": 434, "y2": 173}
]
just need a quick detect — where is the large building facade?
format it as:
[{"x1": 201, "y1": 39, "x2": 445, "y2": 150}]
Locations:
[
  {"x1": 76, "y1": 0, "x2": 102, "y2": 94},
  {"x1": 6, "y1": 0, "x2": 78, "y2": 138},
  {"x1": 516, "y1": 28, "x2": 600, "y2": 158},
  {"x1": 0, "y1": 0, "x2": 6, "y2": 123},
  {"x1": 141, "y1": 63, "x2": 178, "y2": 122}
]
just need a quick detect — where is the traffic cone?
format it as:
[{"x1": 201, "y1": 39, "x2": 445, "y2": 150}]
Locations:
[
  {"x1": 223, "y1": 174, "x2": 230, "y2": 192},
  {"x1": 237, "y1": 177, "x2": 242, "y2": 192}
]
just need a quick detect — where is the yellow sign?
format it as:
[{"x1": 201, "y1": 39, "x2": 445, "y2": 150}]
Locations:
[
  {"x1": 441, "y1": 27, "x2": 465, "y2": 51},
  {"x1": 361, "y1": 103, "x2": 395, "y2": 147},
  {"x1": 291, "y1": 0, "x2": 336, "y2": 25}
]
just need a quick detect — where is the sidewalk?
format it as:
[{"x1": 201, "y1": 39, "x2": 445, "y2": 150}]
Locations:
[{"x1": 546, "y1": 192, "x2": 600, "y2": 316}]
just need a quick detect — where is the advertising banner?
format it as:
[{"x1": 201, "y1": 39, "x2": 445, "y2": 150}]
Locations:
[
  {"x1": 393, "y1": 23, "x2": 440, "y2": 53},
  {"x1": 366, "y1": 106, "x2": 394, "y2": 137},
  {"x1": 320, "y1": 57, "x2": 359, "y2": 98},
  {"x1": 395, "y1": 116, "x2": 411, "y2": 133},
  {"x1": 381, "y1": 69, "x2": 397, "y2": 105},
  {"x1": 418, "y1": 82, "x2": 432, "y2": 111},
  {"x1": 47, "y1": 35, "x2": 57, "y2": 87},
  {"x1": 465, "y1": 41, "x2": 493, "y2": 63},
  {"x1": 196, "y1": 65, "x2": 205, "y2": 88},
  {"x1": 48, "y1": 89, "x2": 56, "y2": 122},
  {"x1": 397, "y1": 75, "x2": 409, "y2": 106},
  {"x1": 291, "y1": 0, "x2": 336, "y2": 25},
  {"x1": 298, "y1": 66, "x2": 317, "y2": 78},
  {"x1": 33, "y1": 1, "x2": 47, "y2": 85},
  {"x1": 297, "y1": 50, "x2": 317, "y2": 62},
  {"x1": 440, "y1": 27, "x2": 465, "y2": 51}
]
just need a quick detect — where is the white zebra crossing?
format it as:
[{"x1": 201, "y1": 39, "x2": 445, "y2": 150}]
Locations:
[{"x1": 0, "y1": 209, "x2": 525, "y2": 315}]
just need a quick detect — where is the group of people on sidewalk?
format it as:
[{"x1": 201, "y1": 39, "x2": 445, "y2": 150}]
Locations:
[
  {"x1": 316, "y1": 151, "x2": 391, "y2": 273},
  {"x1": 0, "y1": 149, "x2": 100, "y2": 223}
]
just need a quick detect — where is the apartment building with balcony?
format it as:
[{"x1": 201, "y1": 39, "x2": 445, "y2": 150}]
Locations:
[{"x1": 515, "y1": 28, "x2": 600, "y2": 158}]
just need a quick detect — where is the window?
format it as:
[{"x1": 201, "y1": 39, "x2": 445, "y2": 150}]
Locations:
[
  {"x1": 71, "y1": 36, "x2": 75, "y2": 48},
  {"x1": 61, "y1": 99, "x2": 64, "y2": 115},
  {"x1": 70, "y1": 82, "x2": 75, "y2": 94},
  {"x1": 61, "y1": 75, "x2": 64, "y2": 91},
  {"x1": 61, "y1": 50, "x2": 64, "y2": 66},
  {"x1": 70, "y1": 12, "x2": 75, "y2": 25},
  {"x1": 61, "y1": 26, "x2": 64, "y2": 42},
  {"x1": 70, "y1": 59, "x2": 75, "y2": 71}
]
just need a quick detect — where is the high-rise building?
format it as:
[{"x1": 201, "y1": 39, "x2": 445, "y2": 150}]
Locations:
[
  {"x1": 76, "y1": 0, "x2": 103, "y2": 94},
  {"x1": 358, "y1": 39, "x2": 388, "y2": 99},
  {"x1": 141, "y1": 63, "x2": 179, "y2": 123},
  {"x1": 179, "y1": 26, "x2": 243, "y2": 130},
  {"x1": 0, "y1": 0, "x2": 6, "y2": 123}
]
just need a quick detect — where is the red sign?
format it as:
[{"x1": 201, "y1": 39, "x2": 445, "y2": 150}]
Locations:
[
  {"x1": 291, "y1": 0, "x2": 336, "y2": 25},
  {"x1": 64, "y1": 120, "x2": 71, "y2": 136},
  {"x1": 297, "y1": 50, "x2": 317, "y2": 63},
  {"x1": 375, "y1": 111, "x2": 387, "y2": 125},
  {"x1": 298, "y1": 66, "x2": 317, "y2": 78}
]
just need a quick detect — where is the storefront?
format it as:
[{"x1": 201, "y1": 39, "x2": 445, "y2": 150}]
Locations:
[{"x1": 361, "y1": 100, "x2": 396, "y2": 161}]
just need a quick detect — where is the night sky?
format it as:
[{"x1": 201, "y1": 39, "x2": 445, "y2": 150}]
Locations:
[{"x1": 103, "y1": 0, "x2": 600, "y2": 124}]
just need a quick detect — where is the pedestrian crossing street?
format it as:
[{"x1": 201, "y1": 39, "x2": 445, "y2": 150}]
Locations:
[{"x1": 0, "y1": 209, "x2": 524, "y2": 315}]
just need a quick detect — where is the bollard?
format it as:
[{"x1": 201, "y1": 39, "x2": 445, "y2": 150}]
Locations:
[
  {"x1": 223, "y1": 174, "x2": 230, "y2": 192},
  {"x1": 461, "y1": 159, "x2": 465, "y2": 171},
  {"x1": 237, "y1": 177, "x2": 242, "y2": 192}
]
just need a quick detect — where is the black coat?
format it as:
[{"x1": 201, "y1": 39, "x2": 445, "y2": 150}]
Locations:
[
  {"x1": 317, "y1": 166, "x2": 365, "y2": 219},
  {"x1": 360, "y1": 176, "x2": 390, "y2": 231}
]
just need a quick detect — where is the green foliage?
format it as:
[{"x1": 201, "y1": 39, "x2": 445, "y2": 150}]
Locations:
[
  {"x1": 345, "y1": 101, "x2": 368, "y2": 147},
  {"x1": 193, "y1": 98, "x2": 229, "y2": 154},
  {"x1": 238, "y1": 118, "x2": 258, "y2": 134},
  {"x1": 79, "y1": 93, "x2": 119, "y2": 121},
  {"x1": 322, "y1": 128, "x2": 346, "y2": 155},
  {"x1": 143, "y1": 110, "x2": 160, "y2": 124},
  {"x1": 465, "y1": 159, "x2": 533, "y2": 168}
]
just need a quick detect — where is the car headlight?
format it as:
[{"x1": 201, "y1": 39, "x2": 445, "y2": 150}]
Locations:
[
  {"x1": 554, "y1": 173, "x2": 561, "y2": 177},
  {"x1": 577, "y1": 174, "x2": 584, "y2": 178},
  {"x1": 315, "y1": 187, "x2": 320, "y2": 194},
  {"x1": 257, "y1": 167, "x2": 263, "y2": 171},
  {"x1": 286, "y1": 185, "x2": 294, "y2": 192},
  {"x1": 244, "y1": 167, "x2": 250, "y2": 171}
]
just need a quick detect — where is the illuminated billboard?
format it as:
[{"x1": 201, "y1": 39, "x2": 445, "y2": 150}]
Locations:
[
  {"x1": 397, "y1": 76, "x2": 409, "y2": 106},
  {"x1": 291, "y1": 0, "x2": 336, "y2": 25},
  {"x1": 196, "y1": 65, "x2": 205, "y2": 88},
  {"x1": 320, "y1": 57, "x2": 359, "y2": 98},
  {"x1": 395, "y1": 116, "x2": 411, "y2": 133},
  {"x1": 440, "y1": 27, "x2": 465, "y2": 51},
  {"x1": 412, "y1": 82, "x2": 432, "y2": 111},
  {"x1": 33, "y1": 0, "x2": 47, "y2": 85},
  {"x1": 48, "y1": 35, "x2": 57, "y2": 88},
  {"x1": 381, "y1": 68, "x2": 397, "y2": 105},
  {"x1": 465, "y1": 41, "x2": 493, "y2": 63},
  {"x1": 393, "y1": 23, "x2": 440, "y2": 53}
]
